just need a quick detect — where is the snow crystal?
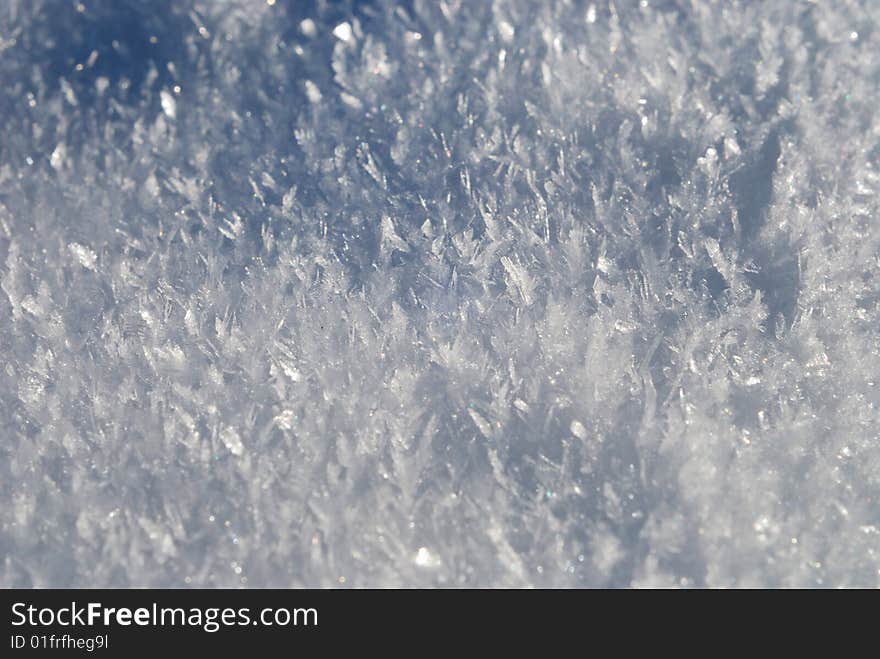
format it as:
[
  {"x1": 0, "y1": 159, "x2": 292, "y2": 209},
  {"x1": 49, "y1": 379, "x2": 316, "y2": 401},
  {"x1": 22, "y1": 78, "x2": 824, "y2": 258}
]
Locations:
[
  {"x1": 1, "y1": 0, "x2": 879, "y2": 589},
  {"x1": 220, "y1": 427, "x2": 244, "y2": 457},
  {"x1": 67, "y1": 243, "x2": 97, "y2": 271},
  {"x1": 414, "y1": 547, "x2": 440, "y2": 569},
  {"x1": 333, "y1": 22, "x2": 353, "y2": 43},
  {"x1": 498, "y1": 21, "x2": 516, "y2": 43},
  {"x1": 159, "y1": 89, "x2": 176, "y2": 120},
  {"x1": 49, "y1": 143, "x2": 66, "y2": 171},
  {"x1": 304, "y1": 80, "x2": 322, "y2": 104}
]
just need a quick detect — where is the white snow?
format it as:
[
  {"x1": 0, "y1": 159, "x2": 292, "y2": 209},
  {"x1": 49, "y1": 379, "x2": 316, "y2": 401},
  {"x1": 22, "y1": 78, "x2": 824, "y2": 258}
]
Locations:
[
  {"x1": 0, "y1": 0, "x2": 879, "y2": 589},
  {"x1": 159, "y1": 89, "x2": 177, "y2": 120},
  {"x1": 332, "y1": 22, "x2": 352, "y2": 43}
]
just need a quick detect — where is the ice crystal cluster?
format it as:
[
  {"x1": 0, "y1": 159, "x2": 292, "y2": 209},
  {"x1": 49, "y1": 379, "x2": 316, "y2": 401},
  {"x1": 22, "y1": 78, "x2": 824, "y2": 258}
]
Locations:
[{"x1": 1, "y1": 0, "x2": 879, "y2": 588}]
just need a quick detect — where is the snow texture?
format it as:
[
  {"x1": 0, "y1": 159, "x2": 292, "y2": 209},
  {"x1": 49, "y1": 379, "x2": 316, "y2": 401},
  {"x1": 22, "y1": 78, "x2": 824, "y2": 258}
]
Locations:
[{"x1": 1, "y1": 0, "x2": 879, "y2": 588}]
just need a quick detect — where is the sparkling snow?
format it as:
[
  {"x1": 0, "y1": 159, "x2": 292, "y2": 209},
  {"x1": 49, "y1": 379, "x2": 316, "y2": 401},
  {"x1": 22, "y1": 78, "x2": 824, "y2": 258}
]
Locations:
[{"x1": 0, "y1": 1, "x2": 879, "y2": 588}]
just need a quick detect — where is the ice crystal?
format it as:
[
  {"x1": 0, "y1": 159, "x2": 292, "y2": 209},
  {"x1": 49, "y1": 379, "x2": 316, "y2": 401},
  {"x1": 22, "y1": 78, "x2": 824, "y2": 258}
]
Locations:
[{"x1": 0, "y1": 1, "x2": 879, "y2": 588}]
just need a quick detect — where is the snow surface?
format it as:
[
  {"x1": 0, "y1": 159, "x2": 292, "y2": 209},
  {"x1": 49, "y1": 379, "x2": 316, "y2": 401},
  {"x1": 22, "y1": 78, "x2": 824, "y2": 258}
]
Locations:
[{"x1": 1, "y1": 1, "x2": 879, "y2": 588}]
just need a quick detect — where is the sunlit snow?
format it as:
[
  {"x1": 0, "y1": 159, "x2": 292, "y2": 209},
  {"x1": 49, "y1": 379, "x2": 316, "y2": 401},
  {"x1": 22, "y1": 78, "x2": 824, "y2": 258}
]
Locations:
[{"x1": 0, "y1": 1, "x2": 879, "y2": 588}]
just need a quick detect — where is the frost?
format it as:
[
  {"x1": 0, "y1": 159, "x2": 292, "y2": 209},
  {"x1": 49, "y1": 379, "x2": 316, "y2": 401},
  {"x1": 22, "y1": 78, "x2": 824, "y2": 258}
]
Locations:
[
  {"x1": 2, "y1": 0, "x2": 880, "y2": 589},
  {"x1": 570, "y1": 420, "x2": 588, "y2": 440},
  {"x1": 500, "y1": 256, "x2": 535, "y2": 306},
  {"x1": 68, "y1": 243, "x2": 97, "y2": 270},
  {"x1": 468, "y1": 408, "x2": 493, "y2": 439},
  {"x1": 220, "y1": 427, "x2": 244, "y2": 457}
]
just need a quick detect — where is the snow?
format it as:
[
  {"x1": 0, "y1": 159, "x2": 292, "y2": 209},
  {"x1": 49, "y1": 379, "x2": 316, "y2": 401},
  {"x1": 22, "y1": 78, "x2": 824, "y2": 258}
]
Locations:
[
  {"x1": 159, "y1": 89, "x2": 177, "y2": 120},
  {"x1": 333, "y1": 22, "x2": 353, "y2": 43},
  {"x1": 1, "y1": 1, "x2": 879, "y2": 588}
]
